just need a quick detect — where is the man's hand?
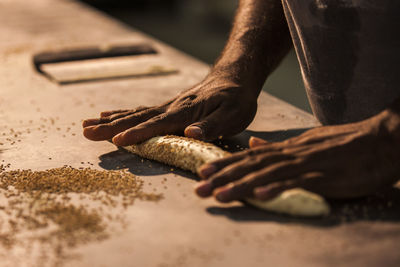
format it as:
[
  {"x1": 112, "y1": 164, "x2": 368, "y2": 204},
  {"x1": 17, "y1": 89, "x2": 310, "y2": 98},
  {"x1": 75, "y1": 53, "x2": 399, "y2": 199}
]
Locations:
[
  {"x1": 82, "y1": 0, "x2": 292, "y2": 146},
  {"x1": 82, "y1": 76, "x2": 258, "y2": 146},
  {"x1": 195, "y1": 112, "x2": 400, "y2": 201}
]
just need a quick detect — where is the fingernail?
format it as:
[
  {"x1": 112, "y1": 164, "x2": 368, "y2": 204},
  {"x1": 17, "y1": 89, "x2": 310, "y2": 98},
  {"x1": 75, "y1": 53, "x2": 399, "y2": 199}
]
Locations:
[
  {"x1": 112, "y1": 132, "x2": 124, "y2": 145},
  {"x1": 185, "y1": 126, "x2": 203, "y2": 139},
  {"x1": 100, "y1": 112, "x2": 111, "y2": 117},
  {"x1": 249, "y1": 136, "x2": 268, "y2": 148},
  {"x1": 215, "y1": 187, "x2": 232, "y2": 202},
  {"x1": 82, "y1": 126, "x2": 95, "y2": 138},
  {"x1": 83, "y1": 125, "x2": 95, "y2": 131},
  {"x1": 254, "y1": 187, "x2": 277, "y2": 200},
  {"x1": 195, "y1": 181, "x2": 212, "y2": 197},
  {"x1": 254, "y1": 187, "x2": 269, "y2": 198},
  {"x1": 82, "y1": 119, "x2": 100, "y2": 128},
  {"x1": 198, "y1": 164, "x2": 217, "y2": 178}
]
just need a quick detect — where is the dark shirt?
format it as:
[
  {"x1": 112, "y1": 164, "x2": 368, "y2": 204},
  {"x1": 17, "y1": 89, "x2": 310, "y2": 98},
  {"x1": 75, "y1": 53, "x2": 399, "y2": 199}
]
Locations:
[{"x1": 282, "y1": 0, "x2": 400, "y2": 125}]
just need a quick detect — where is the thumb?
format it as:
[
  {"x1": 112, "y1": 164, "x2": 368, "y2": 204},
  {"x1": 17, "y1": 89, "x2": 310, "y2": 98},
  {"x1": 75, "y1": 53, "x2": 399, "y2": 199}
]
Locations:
[
  {"x1": 184, "y1": 125, "x2": 204, "y2": 140},
  {"x1": 184, "y1": 110, "x2": 227, "y2": 141},
  {"x1": 249, "y1": 136, "x2": 269, "y2": 148}
]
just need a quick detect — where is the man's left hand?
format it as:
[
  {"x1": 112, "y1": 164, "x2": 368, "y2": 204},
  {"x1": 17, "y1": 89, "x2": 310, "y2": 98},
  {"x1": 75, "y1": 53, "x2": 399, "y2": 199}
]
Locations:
[{"x1": 195, "y1": 115, "x2": 400, "y2": 201}]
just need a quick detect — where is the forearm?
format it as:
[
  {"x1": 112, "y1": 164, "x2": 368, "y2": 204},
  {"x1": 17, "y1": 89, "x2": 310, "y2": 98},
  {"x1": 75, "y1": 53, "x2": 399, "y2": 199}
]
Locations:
[{"x1": 211, "y1": 0, "x2": 292, "y2": 95}]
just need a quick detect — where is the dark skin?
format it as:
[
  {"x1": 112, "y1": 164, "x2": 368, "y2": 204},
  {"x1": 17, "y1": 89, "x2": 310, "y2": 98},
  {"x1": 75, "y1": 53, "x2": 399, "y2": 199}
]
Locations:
[{"x1": 83, "y1": 0, "x2": 400, "y2": 202}]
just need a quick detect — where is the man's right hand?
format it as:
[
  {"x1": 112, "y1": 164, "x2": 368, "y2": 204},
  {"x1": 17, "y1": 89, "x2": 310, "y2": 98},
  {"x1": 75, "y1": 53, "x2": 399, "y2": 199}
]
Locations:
[
  {"x1": 82, "y1": 75, "x2": 259, "y2": 146},
  {"x1": 82, "y1": 0, "x2": 292, "y2": 146}
]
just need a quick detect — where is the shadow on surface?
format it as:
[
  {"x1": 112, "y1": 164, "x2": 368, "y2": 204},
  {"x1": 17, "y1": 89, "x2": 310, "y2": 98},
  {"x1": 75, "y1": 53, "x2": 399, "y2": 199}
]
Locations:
[
  {"x1": 214, "y1": 128, "x2": 312, "y2": 153},
  {"x1": 98, "y1": 147, "x2": 197, "y2": 180},
  {"x1": 207, "y1": 205, "x2": 337, "y2": 227},
  {"x1": 207, "y1": 186, "x2": 400, "y2": 227}
]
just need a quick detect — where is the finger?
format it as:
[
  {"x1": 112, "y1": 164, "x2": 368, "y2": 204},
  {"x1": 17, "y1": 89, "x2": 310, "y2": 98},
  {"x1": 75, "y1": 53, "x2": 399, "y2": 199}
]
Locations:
[
  {"x1": 101, "y1": 106, "x2": 150, "y2": 117},
  {"x1": 253, "y1": 172, "x2": 324, "y2": 200},
  {"x1": 100, "y1": 109, "x2": 131, "y2": 118},
  {"x1": 83, "y1": 106, "x2": 151, "y2": 128},
  {"x1": 184, "y1": 107, "x2": 231, "y2": 141},
  {"x1": 83, "y1": 118, "x2": 104, "y2": 128},
  {"x1": 249, "y1": 136, "x2": 269, "y2": 148},
  {"x1": 83, "y1": 109, "x2": 161, "y2": 141},
  {"x1": 197, "y1": 153, "x2": 246, "y2": 179},
  {"x1": 112, "y1": 112, "x2": 184, "y2": 146},
  {"x1": 195, "y1": 153, "x2": 295, "y2": 198},
  {"x1": 197, "y1": 145, "x2": 281, "y2": 179},
  {"x1": 212, "y1": 160, "x2": 307, "y2": 202},
  {"x1": 99, "y1": 106, "x2": 148, "y2": 118},
  {"x1": 283, "y1": 126, "x2": 357, "y2": 147},
  {"x1": 82, "y1": 111, "x2": 135, "y2": 128}
]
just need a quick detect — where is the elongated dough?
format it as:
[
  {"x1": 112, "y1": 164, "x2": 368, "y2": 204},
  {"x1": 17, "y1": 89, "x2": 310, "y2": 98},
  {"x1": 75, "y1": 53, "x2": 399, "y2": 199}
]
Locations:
[
  {"x1": 245, "y1": 189, "x2": 329, "y2": 217},
  {"x1": 122, "y1": 135, "x2": 330, "y2": 217}
]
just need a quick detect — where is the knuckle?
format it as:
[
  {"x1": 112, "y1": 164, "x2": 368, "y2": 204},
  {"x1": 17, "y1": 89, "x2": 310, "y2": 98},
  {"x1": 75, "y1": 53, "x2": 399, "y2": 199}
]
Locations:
[
  {"x1": 100, "y1": 111, "x2": 111, "y2": 116},
  {"x1": 246, "y1": 155, "x2": 264, "y2": 166},
  {"x1": 292, "y1": 156, "x2": 307, "y2": 165},
  {"x1": 212, "y1": 155, "x2": 241, "y2": 168},
  {"x1": 232, "y1": 177, "x2": 253, "y2": 192},
  {"x1": 246, "y1": 147, "x2": 266, "y2": 157},
  {"x1": 95, "y1": 124, "x2": 110, "y2": 131},
  {"x1": 197, "y1": 121, "x2": 213, "y2": 135},
  {"x1": 245, "y1": 172, "x2": 265, "y2": 187},
  {"x1": 96, "y1": 118, "x2": 109, "y2": 124},
  {"x1": 211, "y1": 171, "x2": 234, "y2": 186},
  {"x1": 230, "y1": 183, "x2": 247, "y2": 196},
  {"x1": 109, "y1": 120, "x2": 121, "y2": 127},
  {"x1": 181, "y1": 94, "x2": 198, "y2": 102},
  {"x1": 109, "y1": 117, "x2": 130, "y2": 127},
  {"x1": 152, "y1": 113, "x2": 169, "y2": 122},
  {"x1": 110, "y1": 113, "x2": 132, "y2": 123},
  {"x1": 208, "y1": 158, "x2": 226, "y2": 167},
  {"x1": 109, "y1": 114, "x2": 124, "y2": 120}
]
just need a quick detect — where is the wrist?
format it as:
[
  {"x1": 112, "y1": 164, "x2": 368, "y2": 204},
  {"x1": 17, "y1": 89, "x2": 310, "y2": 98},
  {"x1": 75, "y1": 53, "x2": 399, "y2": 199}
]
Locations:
[{"x1": 208, "y1": 62, "x2": 265, "y2": 98}]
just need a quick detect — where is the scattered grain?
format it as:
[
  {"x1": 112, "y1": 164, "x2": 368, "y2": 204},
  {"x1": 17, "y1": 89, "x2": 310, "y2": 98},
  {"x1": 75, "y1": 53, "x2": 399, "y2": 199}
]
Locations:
[{"x1": 0, "y1": 166, "x2": 162, "y2": 266}]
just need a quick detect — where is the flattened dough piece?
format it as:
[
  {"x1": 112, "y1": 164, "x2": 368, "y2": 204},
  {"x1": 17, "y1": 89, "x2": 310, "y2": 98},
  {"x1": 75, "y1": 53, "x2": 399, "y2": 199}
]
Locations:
[{"x1": 122, "y1": 135, "x2": 330, "y2": 217}]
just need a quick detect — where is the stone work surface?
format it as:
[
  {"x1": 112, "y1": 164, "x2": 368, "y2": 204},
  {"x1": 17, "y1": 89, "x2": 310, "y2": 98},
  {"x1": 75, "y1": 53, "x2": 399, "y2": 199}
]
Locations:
[{"x1": 0, "y1": 1, "x2": 399, "y2": 266}]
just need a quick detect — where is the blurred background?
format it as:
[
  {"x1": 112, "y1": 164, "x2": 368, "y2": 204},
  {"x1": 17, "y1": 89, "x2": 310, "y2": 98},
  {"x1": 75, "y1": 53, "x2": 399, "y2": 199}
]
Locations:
[{"x1": 81, "y1": 0, "x2": 311, "y2": 112}]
